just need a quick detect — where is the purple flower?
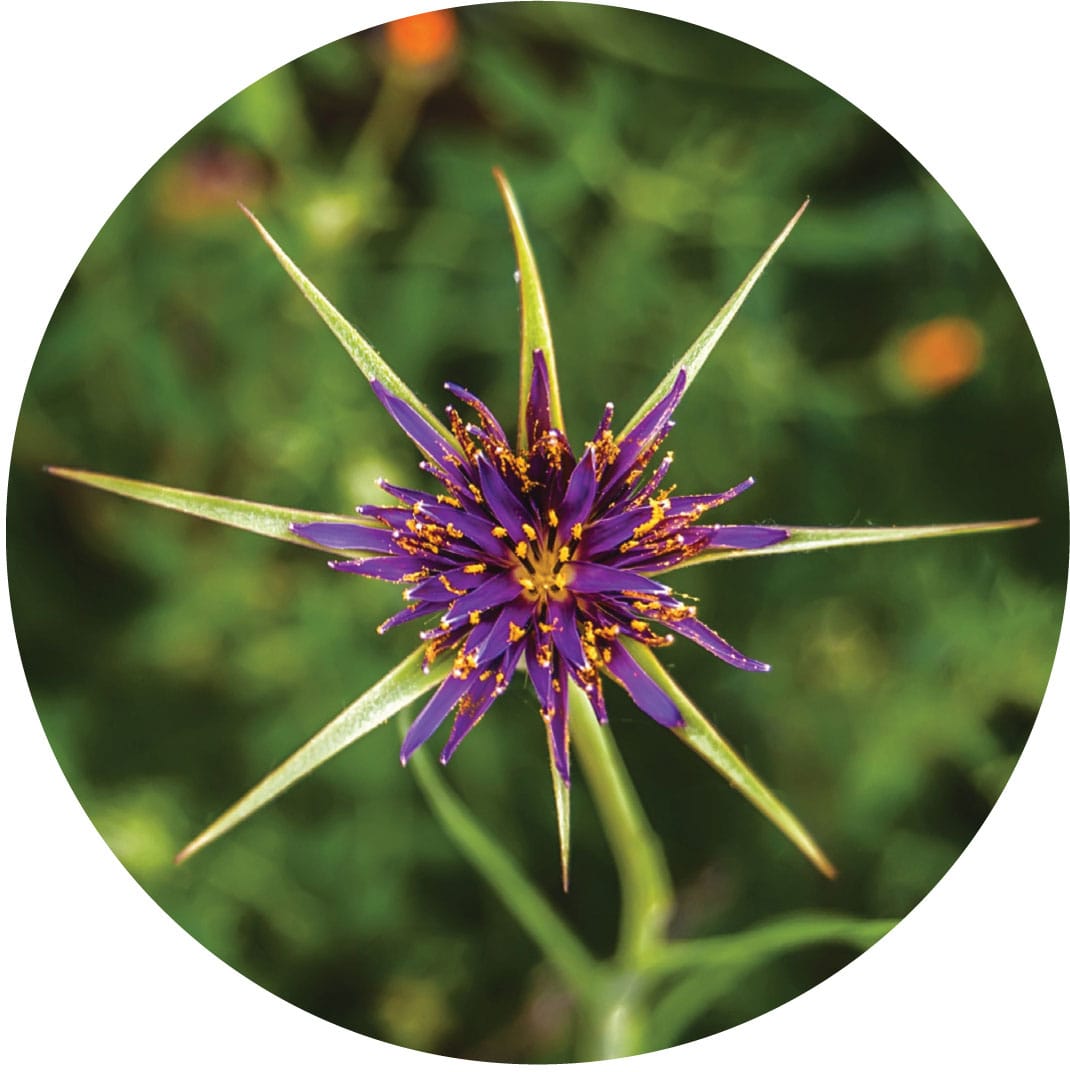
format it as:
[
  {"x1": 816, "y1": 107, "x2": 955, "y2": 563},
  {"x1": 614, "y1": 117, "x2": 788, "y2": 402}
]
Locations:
[{"x1": 292, "y1": 349, "x2": 787, "y2": 784}]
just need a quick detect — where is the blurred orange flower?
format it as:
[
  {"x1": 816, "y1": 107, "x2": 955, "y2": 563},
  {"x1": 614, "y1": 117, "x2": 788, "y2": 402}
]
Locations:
[
  {"x1": 385, "y1": 9, "x2": 458, "y2": 68},
  {"x1": 898, "y1": 316, "x2": 984, "y2": 394}
]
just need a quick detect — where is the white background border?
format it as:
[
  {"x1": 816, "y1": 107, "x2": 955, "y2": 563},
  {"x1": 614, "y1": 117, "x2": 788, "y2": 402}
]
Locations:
[{"x1": 3, "y1": 2, "x2": 1067, "y2": 1069}]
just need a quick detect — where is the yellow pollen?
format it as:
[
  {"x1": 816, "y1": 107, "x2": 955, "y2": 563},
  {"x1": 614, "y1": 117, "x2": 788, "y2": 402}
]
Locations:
[
  {"x1": 402, "y1": 569, "x2": 429, "y2": 583},
  {"x1": 557, "y1": 545, "x2": 571, "y2": 563},
  {"x1": 468, "y1": 610, "x2": 481, "y2": 625},
  {"x1": 508, "y1": 622, "x2": 526, "y2": 643},
  {"x1": 492, "y1": 526, "x2": 508, "y2": 539},
  {"x1": 446, "y1": 523, "x2": 464, "y2": 539},
  {"x1": 438, "y1": 575, "x2": 467, "y2": 595},
  {"x1": 522, "y1": 523, "x2": 537, "y2": 541},
  {"x1": 514, "y1": 541, "x2": 529, "y2": 559},
  {"x1": 631, "y1": 497, "x2": 667, "y2": 540},
  {"x1": 452, "y1": 650, "x2": 478, "y2": 679},
  {"x1": 548, "y1": 508, "x2": 559, "y2": 527},
  {"x1": 463, "y1": 562, "x2": 486, "y2": 574},
  {"x1": 571, "y1": 523, "x2": 583, "y2": 540}
]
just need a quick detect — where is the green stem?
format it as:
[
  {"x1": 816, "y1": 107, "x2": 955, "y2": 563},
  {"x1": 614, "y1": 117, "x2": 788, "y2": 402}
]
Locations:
[
  {"x1": 569, "y1": 682, "x2": 673, "y2": 965},
  {"x1": 402, "y1": 717, "x2": 601, "y2": 1001},
  {"x1": 569, "y1": 681, "x2": 675, "y2": 1058}
]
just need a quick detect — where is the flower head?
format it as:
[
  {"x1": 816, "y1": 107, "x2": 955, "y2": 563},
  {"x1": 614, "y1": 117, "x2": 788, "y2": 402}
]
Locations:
[{"x1": 293, "y1": 349, "x2": 787, "y2": 783}]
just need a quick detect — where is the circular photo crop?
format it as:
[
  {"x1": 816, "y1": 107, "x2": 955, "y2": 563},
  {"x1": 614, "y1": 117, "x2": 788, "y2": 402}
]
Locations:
[{"x1": 8, "y1": 3, "x2": 1067, "y2": 1064}]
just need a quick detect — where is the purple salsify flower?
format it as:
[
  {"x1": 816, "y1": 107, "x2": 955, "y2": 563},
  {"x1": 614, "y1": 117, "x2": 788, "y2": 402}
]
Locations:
[{"x1": 291, "y1": 350, "x2": 788, "y2": 784}]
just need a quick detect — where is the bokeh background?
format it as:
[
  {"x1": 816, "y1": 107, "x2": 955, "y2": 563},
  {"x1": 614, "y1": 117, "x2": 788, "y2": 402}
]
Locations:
[{"x1": 7, "y1": 3, "x2": 1066, "y2": 1061}]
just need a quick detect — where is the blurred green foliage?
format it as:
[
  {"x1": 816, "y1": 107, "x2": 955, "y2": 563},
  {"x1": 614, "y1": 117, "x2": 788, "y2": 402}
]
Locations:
[{"x1": 8, "y1": 3, "x2": 1066, "y2": 1061}]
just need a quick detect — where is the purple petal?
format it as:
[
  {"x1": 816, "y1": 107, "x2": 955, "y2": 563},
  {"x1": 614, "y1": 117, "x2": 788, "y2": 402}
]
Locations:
[
  {"x1": 444, "y1": 381, "x2": 509, "y2": 444},
  {"x1": 439, "y1": 676, "x2": 498, "y2": 764},
  {"x1": 371, "y1": 380, "x2": 467, "y2": 475},
  {"x1": 597, "y1": 371, "x2": 686, "y2": 506},
  {"x1": 329, "y1": 555, "x2": 430, "y2": 582},
  {"x1": 565, "y1": 562, "x2": 671, "y2": 596},
  {"x1": 525, "y1": 348, "x2": 553, "y2": 447},
  {"x1": 357, "y1": 504, "x2": 414, "y2": 527},
  {"x1": 376, "y1": 602, "x2": 433, "y2": 634},
  {"x1": 440, "y1": 571, "x2": 525, "y2": 628},
  {"x1": 619, "y1": 370, "x2": 686, "y2": 455},
  {"x1": 580, "y1": 508, "x2": 658, "y2": 558},
  {"x1": 668, "y1": 478, "x2": 756, "y2": 514},
  {"x1": 373, "y1": 478, "x2": 427, "y2": 506},
  {"x1": 632, "y1": 450, "x2": 674, "y2": 502},
  {"x1": 475, "y1": 452, "x2": 533, "y2": 541},
  {"x1": 403, "y1": 566, "x2": 484, "y2": 602},
  {"x1": 556, "y1": 448, "x2": 598, "y2": 535},
  {"x1": 400, "y1": 673, "x2": 471, "y2": 763},
  {"x1": 413, "y1": 502, "x2": 515, "y2": 564},
  {"x1": 694, "y1": 525, "x2": 790, "y2": 550},
  {"x1": 602, "y1": 640, "x2": 683, "y2": 727},
  {"x1": 290, "y1": 521, "x2": 396, "y2": 553},
  {"x1": 440, "y1": 643, "x2": 524, "y2": 765},
  {"x1": 663, "y1": 613, "x2": 771, "y2": 672},
  {"x1": 525, "y1": 632, "x2": 556, "y2": 712},
  {"x1": 545, "y1": 597, "x2": 588, "y2": 670},
  {"x1": 545, "y1": 655, "x2": 571, "y2": 783},
  {"x1": 476, "y1": 598, "x2": 534, "y2": 664}
]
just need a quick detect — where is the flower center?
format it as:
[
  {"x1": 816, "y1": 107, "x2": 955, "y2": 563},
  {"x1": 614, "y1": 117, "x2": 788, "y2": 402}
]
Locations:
[{"x1": 514, "y1": 537, "x2": 573, "y2": 602}]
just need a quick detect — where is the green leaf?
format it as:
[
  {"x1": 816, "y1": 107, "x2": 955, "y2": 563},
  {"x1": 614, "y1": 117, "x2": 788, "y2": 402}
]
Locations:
[
  {"x1": 646, "y1": 912, "x2": 895, "y2": 1047},
  {"x1": 493, "y1": 168, "x2": 566, "y2": 445},
  {"x1": 403, "y1": 714, "x2": 601, "y2": 999},
  {"x1": 176, "y1": 649, "x2": 448, "y2": 863},
  {"x1": 626, "y1": 642, "x2": 836, "y2": 879},
  {"x1": 660, "y1": 517, "x2": 1040, "y2": 573},
  {"x1": 240, "y1": 204, "x2": 452, "y2": 440},
  {"x1": 47, "y1": 466, "x2": 377, "y2": 559},
  {"x1": 618, "y1": 200, "x2": 809, "y2": 439},
  {"x1": 648, "y1": 911, "x2": 896, "y2": 978}
]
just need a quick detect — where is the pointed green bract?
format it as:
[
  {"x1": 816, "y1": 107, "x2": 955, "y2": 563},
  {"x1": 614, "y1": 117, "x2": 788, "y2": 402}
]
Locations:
[
  {"x1": 176, "y1": 648, "x2": 448, "y2": 863},
  {"x1": 493, "y1": 169, "x2": 566, "y2": 446},
  {"x1": 618, "y1": 200, "x2": 809, "y2": 439},
  {"x1": 660, "y1": 517, "x2": 1040, "y2": 573},
  {"x1": 240, "y1": 204, "x2": 452, "y2": 440},
  {"x1": 546, "y1": 734, "x2": 572, "y2": 891},
  {"x1": 403, "y1": 715, "x2": 600, "y2": 998},
  {"x1": 626, "y1": 642, "x2": 836, "y2": 879},
  {"x1": 47, "y1": 466, "x2": 377, "y2": 559}
]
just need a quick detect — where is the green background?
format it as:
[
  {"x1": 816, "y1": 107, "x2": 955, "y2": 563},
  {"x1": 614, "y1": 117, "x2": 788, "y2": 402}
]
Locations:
[{"x1": 8, "y1": 3, "x2": 1066, "y2": 1061}]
